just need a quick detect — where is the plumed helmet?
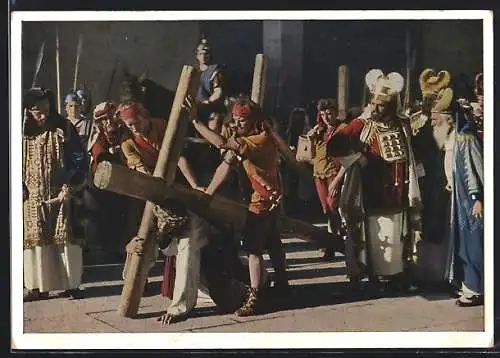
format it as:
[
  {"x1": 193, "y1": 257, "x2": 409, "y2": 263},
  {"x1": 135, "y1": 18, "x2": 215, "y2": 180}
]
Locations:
[
  {"x1": 196, "y1": 35, "x2": 211, "y2": 54},
  {"x1": 64, "y1": 91, "x2": 80, "y2": 105}
]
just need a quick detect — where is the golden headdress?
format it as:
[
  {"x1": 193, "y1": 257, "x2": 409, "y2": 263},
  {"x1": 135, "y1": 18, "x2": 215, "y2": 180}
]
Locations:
[{"x1": 419, "y1": 68, "x2": 453, "y2": 113}]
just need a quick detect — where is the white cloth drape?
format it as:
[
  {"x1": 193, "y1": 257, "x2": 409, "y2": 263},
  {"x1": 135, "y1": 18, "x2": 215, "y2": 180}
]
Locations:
[{"x1": 24, "y1": 244, "x2": 83, "y2": 292}]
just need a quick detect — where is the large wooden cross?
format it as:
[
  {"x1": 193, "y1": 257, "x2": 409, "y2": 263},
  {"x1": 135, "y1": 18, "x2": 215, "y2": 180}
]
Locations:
[
  {"x1": 250, "y1": 53, "x2": 312, "y2": 181},
  {"x1": 116, "y1": 65, "x2": 200, "y2": 318},
  {"x1": 94, "y1": 161, "x2": 345, "y2": 251}
]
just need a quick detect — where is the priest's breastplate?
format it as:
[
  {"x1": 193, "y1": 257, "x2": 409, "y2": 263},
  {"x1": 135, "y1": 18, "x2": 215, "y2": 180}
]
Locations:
[{"x1": 376, "y1": 129, "x2": 407, "y2": 163}]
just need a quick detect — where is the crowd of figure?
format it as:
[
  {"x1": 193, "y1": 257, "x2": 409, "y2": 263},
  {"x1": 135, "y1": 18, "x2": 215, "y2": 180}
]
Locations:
[{"x1": 22, "y1": 36, "x2": 485, "y2": 325}]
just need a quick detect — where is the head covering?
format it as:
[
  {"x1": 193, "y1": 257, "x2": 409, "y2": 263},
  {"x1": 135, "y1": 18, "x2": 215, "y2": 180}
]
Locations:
[
  {"x1": 93, "y1": 101, "x2": 117, "y2": 121},
  {"x1": 116, "y1": 101, "x2": 143, "y2": 121},
  {"x1": 419, "y1": 69, "x2": 454, "y2": 113},
  {"x1": 365, "y1": 69, "x2": 404, "y2": 105},
  {"x1": 23, "y1": 87, "x2": 52, "y2": 110},
  {"x1": 76, "y1": 88, "x2": 89, "y2": 101},
  {"x1": 316, "y1": 98, "x2": 338, "y2": 112},
  {"x1": 232, "y1": 102, "x2": 252, "y2": 118},
  {"x1": 474, "y1": 73, "x2": 483, "y2": 98},
  {"x1": 64, "y1": 91, "x2": 80, "y2": 105},
  {"x1": 196, "y1": 36, "x2": 211, "y2": 54}
]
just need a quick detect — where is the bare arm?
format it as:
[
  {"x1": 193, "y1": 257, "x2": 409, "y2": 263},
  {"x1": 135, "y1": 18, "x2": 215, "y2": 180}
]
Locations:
[
  {"x1": 207, "y1": 87, "x2": 223, "y2": 104},
  {"x1": 177, "y1": 155, "x2": 200, "y2": 189},
  {"x1": 191, "y1": 117, "x2": 240, "y2": 152},
  {"x1": 205, "y1": 150, "x2": 238, "y2": 195}
]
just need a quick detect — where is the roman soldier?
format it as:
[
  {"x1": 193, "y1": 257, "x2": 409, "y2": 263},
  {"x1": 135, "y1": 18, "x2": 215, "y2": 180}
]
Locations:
[
  {"x1": 194, "y1": 35, "x2": 226, "y2": 133},
  {"x1": 327, "y1": 69, "x2": 422, "y2": 292},
  {"x1": 64, "y1": 90, "x2": 93, "y2": 149}
]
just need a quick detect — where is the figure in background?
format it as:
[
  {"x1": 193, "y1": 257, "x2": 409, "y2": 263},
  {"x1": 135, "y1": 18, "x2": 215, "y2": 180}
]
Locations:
[
  {"x1": 189, "y1": 96, "x2": 289, "y2": 316},
  {"x1": 84, "y1": 101, "x2": 130, "y2": 260},
  {"x1": 284, "y1": 107, "x2": 315, "y2": 217},
  {"x1": 447, "y1": 94, "x2": 484, "y2": 307},
  {"x1": 77, "y1": 86, "x2": 93, "y2": 122},
  {"x1": 22, "y1": 88, "x2": 88, "y2": 301},
  {"x1": 306, "y1": 99, "x2": 346, "y2": 260},
  {"x1": 194, "y1": 35, "x2": 226, "y2": 134},
  {"x1": 64, "y1": 90, "x2": 93, "y2": 149},
  {"x1": 327, "y1": 70, "x2": 422, "y2": 292},
  {"x1": 470, "y1": 73, "x2": 483, "y2": 141}
]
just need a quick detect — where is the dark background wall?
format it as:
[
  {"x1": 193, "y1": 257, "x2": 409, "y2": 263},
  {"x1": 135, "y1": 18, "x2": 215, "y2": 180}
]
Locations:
[
  {"x1": 22, "y1": 21, "x2": 201, "y2": 107},
  {"x1": 22, "y1": 20, "x2": 483, "y2": 117}
]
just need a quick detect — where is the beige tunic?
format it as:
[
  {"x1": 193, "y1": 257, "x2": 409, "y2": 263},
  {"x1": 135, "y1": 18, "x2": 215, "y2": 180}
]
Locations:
[{"x1": 23, "y1": 129, "x2": 83, "y2": 292}]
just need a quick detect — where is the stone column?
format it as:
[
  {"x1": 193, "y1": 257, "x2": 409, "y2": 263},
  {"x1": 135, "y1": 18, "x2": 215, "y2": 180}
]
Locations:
[{"x1": 262, "y1": 20, "x2": 304, "y2": 132}]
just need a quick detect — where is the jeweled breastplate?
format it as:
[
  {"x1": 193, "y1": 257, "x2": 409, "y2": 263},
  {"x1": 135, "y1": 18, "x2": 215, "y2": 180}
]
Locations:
[{"x1": 376, "y1": 128, "x2": 407, "y2": 163}]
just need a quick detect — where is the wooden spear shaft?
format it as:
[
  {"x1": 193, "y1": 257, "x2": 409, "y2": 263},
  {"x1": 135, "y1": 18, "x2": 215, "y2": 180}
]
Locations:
[
  {"x1": 55, "y1": 26, "x2": 62, "y2": 114},
  {"x1": 117, "y1": 65, "x2": 199, "y2": 318},
  {"x1": 251, "y1": 54, "x2": 266, "y2": 106},
  {"x1": 250, "y1": 53, "x2": 312, "y2": 181},
  {"x1": 73, "y1": 34, "x2": 83, "y2": 91},
  {"x1": 337, "y1": 65, "x2": 348, "y2": 121}
]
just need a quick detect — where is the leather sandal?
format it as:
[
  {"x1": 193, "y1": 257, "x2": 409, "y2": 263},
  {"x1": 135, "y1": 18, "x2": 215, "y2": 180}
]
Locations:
[{"x1": 456, "y1": 294, "x2": 484, "y2": 307}]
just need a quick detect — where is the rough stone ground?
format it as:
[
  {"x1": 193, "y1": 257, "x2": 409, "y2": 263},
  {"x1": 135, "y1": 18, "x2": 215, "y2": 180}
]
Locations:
[{"x1": 23, "y1": 234, "x2": 485, "y2": 335}]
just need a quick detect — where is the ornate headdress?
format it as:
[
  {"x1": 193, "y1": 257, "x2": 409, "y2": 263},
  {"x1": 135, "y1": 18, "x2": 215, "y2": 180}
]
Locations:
[
  {"x1": 365, "y1": 69, "x2": 404, "y2": 104},
  {"x1": 419, "y1": 68, "x2": 453, "y2": 113},
  {"x1": 93, "y1": 101, "x2": 117, "y2": 121}
]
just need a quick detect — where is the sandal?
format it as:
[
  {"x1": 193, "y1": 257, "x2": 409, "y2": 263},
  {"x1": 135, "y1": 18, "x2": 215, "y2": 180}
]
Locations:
[
  {"x1": 456, "y1": 294, "x2": 483, "y2": 307},
  {"x1": 234, "y1": 287, "x2": 260, "y2": 317},
  {"x1": 24, "y1": 289, "x2": 49, "y2": 301}
]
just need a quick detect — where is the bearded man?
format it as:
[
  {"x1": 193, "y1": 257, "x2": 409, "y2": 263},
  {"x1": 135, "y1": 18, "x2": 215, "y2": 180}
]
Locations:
[{"x1": 327, "y1": 70, "x2": 422, "y2": 292}]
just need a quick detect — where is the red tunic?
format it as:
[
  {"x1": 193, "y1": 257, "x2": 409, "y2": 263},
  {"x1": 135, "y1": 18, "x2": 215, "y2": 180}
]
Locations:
[{"x1": 328, "y1": 118, "x2": 409, "y2": 213}]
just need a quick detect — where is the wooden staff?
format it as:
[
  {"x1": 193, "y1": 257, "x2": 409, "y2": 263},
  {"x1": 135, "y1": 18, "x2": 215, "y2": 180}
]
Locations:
[
  {"x1": 55, "y1": 26, "x2": 62, "y2": 114},
  {"x1": 337, "y1": 65, "x2": 348, "y2": 120},
  {"x1": 32, "y1": 42, "x2": 45, "y2": 88},
  {"x1": 251, "y1": 54, "x2": 267, "y2": 106},
  {"x1": 250, "y1": 54, "x2": 312, "y2": 181},
  {"x1": 117, "y1": 65, "x2": 199, "y2": 318},
  {"x1": 72, "y1": 34, "x2": 83, "y2": 91}
]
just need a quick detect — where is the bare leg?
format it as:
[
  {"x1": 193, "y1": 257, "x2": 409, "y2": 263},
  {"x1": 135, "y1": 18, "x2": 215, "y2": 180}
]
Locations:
[{"x1": 248, "y1": 254, "x2": 264, "y2": 289}]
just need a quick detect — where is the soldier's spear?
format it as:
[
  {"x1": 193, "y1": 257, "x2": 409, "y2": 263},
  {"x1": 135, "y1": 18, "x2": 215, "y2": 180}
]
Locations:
[
  {"x1": 72, "y1": 33, "x2": 83, "y2": 91},
  {"x1": 32, "y1": 41, "x2": 45, "y2": 88},
  {"x1": 55, "y1": 26, "x2": 62, "y2": 114}
]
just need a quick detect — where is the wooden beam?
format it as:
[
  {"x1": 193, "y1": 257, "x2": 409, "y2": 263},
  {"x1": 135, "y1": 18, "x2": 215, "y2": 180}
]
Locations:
[
  {"x1": 94, "y1": 161, "x2": 344, "y2": 251},
  {"x1": 337, "y1": 65, "x2": 348, "y2": 120},
  {"x1": 251, "y1": 54, "x2": 267, "y2": 106}
]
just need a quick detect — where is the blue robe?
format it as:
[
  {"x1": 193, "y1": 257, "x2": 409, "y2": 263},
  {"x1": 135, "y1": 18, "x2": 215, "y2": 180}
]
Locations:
[{"x1": 446, "y1": 110, "x2": 484, "y2": 294}]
